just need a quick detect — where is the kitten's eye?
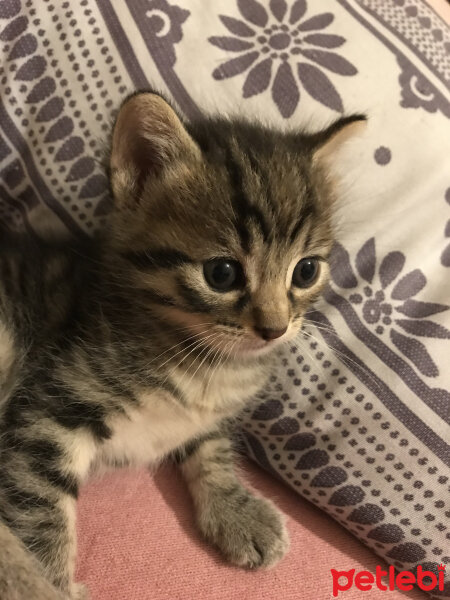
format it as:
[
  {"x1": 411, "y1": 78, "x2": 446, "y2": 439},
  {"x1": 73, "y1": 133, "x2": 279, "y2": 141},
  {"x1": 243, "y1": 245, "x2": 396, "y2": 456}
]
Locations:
[
  {"x1": 292, "y1": 258, "x2": 320, "y2": 288},
  {"x1": 203, "y1": 259, "x2": 243, "y2": 292}
]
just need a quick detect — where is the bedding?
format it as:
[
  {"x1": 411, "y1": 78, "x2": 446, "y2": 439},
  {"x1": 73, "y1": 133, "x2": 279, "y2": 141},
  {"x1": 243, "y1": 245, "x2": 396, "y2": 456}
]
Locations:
[{"x1": 0, "y1": 0, "x2": 449, "y2": 596}]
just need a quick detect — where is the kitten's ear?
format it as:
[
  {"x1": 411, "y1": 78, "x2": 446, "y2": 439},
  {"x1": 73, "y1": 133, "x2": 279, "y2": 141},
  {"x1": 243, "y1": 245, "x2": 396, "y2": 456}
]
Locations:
[
  {"x1": 310, "y1": 114, "x2": 367, "y2": 167},
  {"x1": 110, "y1": 92, "x2": 200, "y2": 202}
]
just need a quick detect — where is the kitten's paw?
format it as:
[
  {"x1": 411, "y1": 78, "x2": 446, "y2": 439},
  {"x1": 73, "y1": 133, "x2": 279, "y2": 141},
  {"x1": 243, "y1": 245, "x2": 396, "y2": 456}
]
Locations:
[
  {"x1": 71, "y1": 583, "x2": 90, "y2": 600},
  {"x1": 198, "y1": 487, "x2": 289, "y2": 569}
]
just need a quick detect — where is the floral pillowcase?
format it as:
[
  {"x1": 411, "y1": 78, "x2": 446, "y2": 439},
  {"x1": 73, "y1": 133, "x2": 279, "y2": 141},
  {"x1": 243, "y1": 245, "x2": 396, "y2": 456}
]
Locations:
[{"x1": 0, "y1": 0, "x2": 449, "y2": 596}]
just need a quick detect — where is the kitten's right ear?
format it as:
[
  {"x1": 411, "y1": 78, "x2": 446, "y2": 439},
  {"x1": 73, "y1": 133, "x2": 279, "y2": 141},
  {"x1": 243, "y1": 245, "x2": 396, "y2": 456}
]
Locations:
[{"x1": 110, "y1": 92, "x2": 200, "y2": 204}]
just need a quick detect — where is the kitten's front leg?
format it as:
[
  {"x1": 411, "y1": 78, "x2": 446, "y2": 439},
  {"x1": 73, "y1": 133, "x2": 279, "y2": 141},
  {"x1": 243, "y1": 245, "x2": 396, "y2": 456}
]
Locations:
[
  {"x1": 0, "y1": 520, "x2": 67, "y2": 600},
  {"x1": 177, "y1": 434, "x2": 289, "y2": 569},
  {"x1": 0, "y1": 452, "x2": 88, "y2": 600}
]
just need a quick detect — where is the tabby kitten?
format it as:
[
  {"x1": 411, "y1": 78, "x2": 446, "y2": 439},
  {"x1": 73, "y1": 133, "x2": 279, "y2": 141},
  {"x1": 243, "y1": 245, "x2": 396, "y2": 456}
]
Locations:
[{"x1": 0, "y1": 91, "x2": 365, "y2": 599}]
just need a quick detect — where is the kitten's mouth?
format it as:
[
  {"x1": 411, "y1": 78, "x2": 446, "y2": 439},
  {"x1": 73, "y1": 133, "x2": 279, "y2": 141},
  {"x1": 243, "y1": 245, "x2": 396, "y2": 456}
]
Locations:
[
  {"x1": 236, "y1": 337, "x2": 282, "y2": 356},
  {"x1": 199, "y1": 334, "x2": 278, "y2": 358}
]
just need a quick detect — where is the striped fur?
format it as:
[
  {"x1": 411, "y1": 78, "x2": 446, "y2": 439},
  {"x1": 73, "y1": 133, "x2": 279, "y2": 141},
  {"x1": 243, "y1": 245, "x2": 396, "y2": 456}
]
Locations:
[{"x1": 0, "y1": 93, "x2": 366, "y2": 597}]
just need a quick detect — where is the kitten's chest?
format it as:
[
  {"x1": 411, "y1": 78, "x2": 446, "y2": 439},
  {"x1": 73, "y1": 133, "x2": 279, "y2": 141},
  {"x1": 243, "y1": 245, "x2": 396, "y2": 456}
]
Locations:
[
  {"x1": 98, "y1": 394, "x2": 221, "y2": 468},
  {"x1": 98, "y1": 363, "x2": 262, "y2": 468}
]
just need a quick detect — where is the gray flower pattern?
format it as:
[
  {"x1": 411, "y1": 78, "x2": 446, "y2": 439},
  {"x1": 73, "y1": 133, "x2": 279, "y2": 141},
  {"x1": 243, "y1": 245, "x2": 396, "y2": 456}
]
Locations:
[
  {"x1": 442, "y1": 188, "x2": 450, "y2": 267},
  {"x1": 209, "y1": 0, "x2": 357, "y2": 117},
  {"x1": 242, "y1": 342, "x2": 450, "y2": 588},
  {"x1": 397, "y1": 56, "x2": 450, "y2": 119},
  {"x1": 331, "y1": 238, "x2": 450, "y2": 378},
  {"x1": 144, "y1": 0, "x2": 190, "y2": 68}
]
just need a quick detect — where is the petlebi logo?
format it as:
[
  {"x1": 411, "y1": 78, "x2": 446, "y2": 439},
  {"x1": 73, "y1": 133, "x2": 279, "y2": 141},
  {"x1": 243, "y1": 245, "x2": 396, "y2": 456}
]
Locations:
[{"x1": 331, "y1": 564, "x2": 446, "y2": 596}]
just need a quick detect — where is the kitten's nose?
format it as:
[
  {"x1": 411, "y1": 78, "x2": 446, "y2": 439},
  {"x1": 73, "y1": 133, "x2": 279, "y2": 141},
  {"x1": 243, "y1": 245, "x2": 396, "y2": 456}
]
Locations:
[{"x1": 254, "y1": 326, "x2": 287, "y2": 341}]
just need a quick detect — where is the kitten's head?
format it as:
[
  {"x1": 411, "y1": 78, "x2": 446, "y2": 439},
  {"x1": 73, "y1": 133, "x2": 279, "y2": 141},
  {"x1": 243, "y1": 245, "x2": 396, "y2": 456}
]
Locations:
[{"x1": 106, "y1": 92, "x2": 365, "y2": 358}]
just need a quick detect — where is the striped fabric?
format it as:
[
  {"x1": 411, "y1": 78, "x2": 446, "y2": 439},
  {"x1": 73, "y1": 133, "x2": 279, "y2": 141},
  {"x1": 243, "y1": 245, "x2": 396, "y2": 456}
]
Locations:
[{"x1": 0, "y1": 0, "x2": 449, "y2": 595}]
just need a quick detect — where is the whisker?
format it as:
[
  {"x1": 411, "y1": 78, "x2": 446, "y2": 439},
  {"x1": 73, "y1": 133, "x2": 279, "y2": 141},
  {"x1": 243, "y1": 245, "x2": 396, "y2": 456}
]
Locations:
[
  {"x1": 203, "y1": 336, "x2": 237, "y2": 397},
  {"x1": 300, "y1": 328, "x2": 383, "y2": 393},
  {"x1": 152, "y1": 330, "x2": 218, "y2": 369},
  {"x1": 181, "y1": 334, "x2": 226, "y2": 392},
  {"x1": 203, "y1": 341, "x2": 227, "y2": 397},
  {"x1": 160, "y1": 332, "x2": 224, "y2": 391}
]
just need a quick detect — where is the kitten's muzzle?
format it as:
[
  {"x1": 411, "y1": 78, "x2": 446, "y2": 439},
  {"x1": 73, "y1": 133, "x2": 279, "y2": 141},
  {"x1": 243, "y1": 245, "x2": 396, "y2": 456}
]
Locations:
[{"x1": 253, "y1": 326, "x2": 288, "y2": 341}]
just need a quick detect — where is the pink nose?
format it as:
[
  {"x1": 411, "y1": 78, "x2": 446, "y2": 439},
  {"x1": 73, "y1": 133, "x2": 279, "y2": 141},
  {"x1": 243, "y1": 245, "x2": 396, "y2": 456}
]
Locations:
[{"x1": 254, "y1": 326, "x2": 287, "y2": 341}]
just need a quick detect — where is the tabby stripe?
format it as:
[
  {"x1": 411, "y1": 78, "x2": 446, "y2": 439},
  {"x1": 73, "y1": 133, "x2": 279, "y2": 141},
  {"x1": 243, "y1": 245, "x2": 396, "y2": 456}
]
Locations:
[
  {"x1": 16, "y1": 440, "x2": 78, "y2": 497},
  {"x1": 225, "y1": 144, "x2": 271, "y2": 251},
  {"x1": 153, "y1": 376, "x2": 186, "y2": 405},
  {"x1": 5, "y1": 487, "x2": 54, "y2": 509},
  {"x1": 32, "y1": 463, "x2": 79, "y2": 498},
  {"x1": 19, "y1": 439, "x2": 62, "y2": 463},
  {"x1": 289, "y1": 217, "x2": 304, "y2": 245},
  {"x1": 122, "y1": 249, "x2": 194, "y2": 270},
  {"x1": 88, "y1": 361, "x2": 138, "y2": 404},
  {"x1": 177, "y1": 279, "x2": 213, "y2": 313},
  {"x1": 52, "y1": 406, "x2": 112, "y2": 441},
  {"x1": 42, "y1": 382, "x2": 112, "y2": 441},
  {"x1": 172, "y1": 430, "x2": 223, "y2": 464},
  {"x1": 220, "y1": 483, "x2": 241, "y2": 497},
  {"x1": 3, "y1": 391, "x2": 34, "y2": 430},
  {"x1": 234, "y1": 291, "x2": 250, "y2": 314},
  {"x1": 235, "y1": 492, "x2": 251, "y2": 508},
  {"x1": 22, "y1": 519, "x2": 67, "y2": 564},
  {"x1": 247, "y1": 203, "x2": 271, "y2": 242},
  {"x1": 205, "y1": 452, "x2": 234, "y2": 466},
  {"x1": 289, "y1": 182, "x2": 316, "y2": 244},
  {"x1": 247, "y1": 148, "x2": 278, "y2": 226},
  {"x1": 137, "y1": 288, "x2": 177, "y2": 307},
  {"x1": 234, "y1": 219, "x2": 252, "y2": 254},
  {"x1": 0, "y1": 470, "x2": 54, "y2": 509},
  {"x1": 303, "y1": 228, "x2": 314, "y2": 253}
]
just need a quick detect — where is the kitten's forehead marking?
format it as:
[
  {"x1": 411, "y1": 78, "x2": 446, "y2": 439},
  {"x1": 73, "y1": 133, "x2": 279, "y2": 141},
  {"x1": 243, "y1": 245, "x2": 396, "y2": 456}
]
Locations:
[
  {"x1": 224, "y1": 138, "x2": 272, "y2": 255},
  {"x1": 218, "y1": 138, "x2": 323, "y2": 262}
]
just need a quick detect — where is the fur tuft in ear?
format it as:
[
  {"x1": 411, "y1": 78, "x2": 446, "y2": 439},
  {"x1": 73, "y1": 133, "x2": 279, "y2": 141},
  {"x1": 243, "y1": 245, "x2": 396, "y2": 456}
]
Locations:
[
  {"x1": 310, "y1": 114, "x2": 367, "y2": 167},
  {"x1": 110, "y1": 91, "x2": 200, "y2": 203}
]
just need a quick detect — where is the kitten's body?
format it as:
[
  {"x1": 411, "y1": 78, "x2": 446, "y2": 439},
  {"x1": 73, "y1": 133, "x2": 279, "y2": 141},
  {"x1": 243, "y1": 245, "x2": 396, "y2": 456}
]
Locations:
[
  {"x1": 0, "y1": 234, "x2": 265, "y2": 596},
  {"x1": 0, "y1": 230, "x2": 277, "y2": 600},
  {"x1": 0, "y1": 93, "x2": 365, "y2": 599}
]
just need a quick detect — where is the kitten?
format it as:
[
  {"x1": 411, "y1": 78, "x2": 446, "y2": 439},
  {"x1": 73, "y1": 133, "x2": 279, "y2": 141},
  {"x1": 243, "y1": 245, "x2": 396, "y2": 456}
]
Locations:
[{"x1": 0, "y1": 91, "x2": 365, "y2": 599}]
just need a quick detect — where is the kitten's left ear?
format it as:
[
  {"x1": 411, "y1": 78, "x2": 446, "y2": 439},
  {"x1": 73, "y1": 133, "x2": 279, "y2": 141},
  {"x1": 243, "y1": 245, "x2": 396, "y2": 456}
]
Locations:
[
  {"x1": 310, "y1": 114, "x2": 367, "y2": 168},
  {"x1": 110, "y1": 91, "x2": 200, "y2": 203}
]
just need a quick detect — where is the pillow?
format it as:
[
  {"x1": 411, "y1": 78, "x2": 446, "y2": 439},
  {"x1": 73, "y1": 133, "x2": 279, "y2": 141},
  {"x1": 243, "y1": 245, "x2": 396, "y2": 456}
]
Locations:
[{"x1": 0, "y1": 0, "x2": 449, "y2": 596}]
